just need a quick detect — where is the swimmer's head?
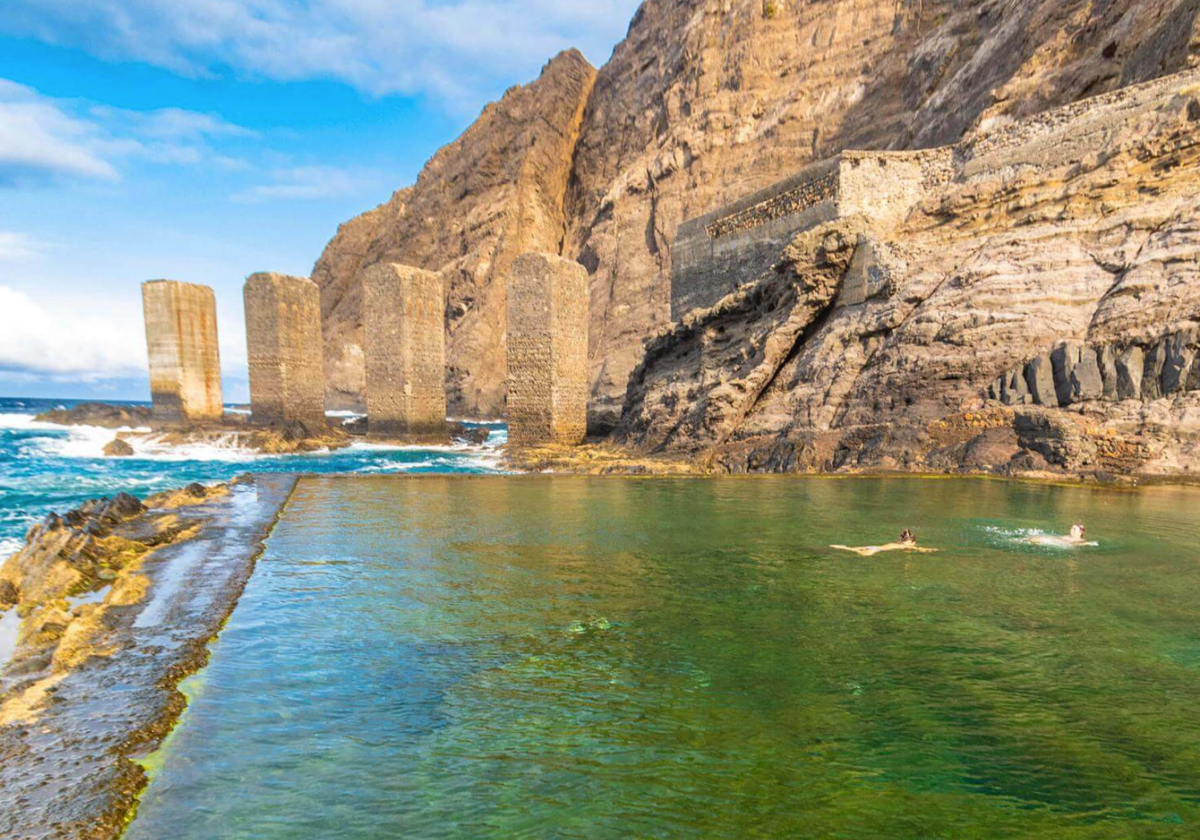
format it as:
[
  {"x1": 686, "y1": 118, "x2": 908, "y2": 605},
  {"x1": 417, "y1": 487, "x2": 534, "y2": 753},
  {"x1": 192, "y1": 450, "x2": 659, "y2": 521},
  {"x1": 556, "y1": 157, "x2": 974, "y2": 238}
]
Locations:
[
  {"x1": 900, "y1": 529, "x2": 916, "y2": 544},
  {"x1": 1070, "y1": 523, "x2": 1085, "y2": 540}
]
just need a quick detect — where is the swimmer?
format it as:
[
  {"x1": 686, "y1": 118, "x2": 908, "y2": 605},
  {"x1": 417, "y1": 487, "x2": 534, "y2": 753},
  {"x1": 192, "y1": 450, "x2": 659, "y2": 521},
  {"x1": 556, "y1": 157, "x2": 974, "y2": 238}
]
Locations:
[
  {"x1": 832, "y1": 529, "x2": 939, "y2": 557},
  {"x1": 1028, "y1": 523, "x2": 1097, "y2": 548}
]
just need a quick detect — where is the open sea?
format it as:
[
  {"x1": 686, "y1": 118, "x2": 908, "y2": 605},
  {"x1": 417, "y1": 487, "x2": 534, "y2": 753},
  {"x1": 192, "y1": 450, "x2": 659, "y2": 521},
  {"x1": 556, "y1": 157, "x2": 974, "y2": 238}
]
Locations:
[{"x1": 0, "y1": 396, "x2": 505, "y2": 561}]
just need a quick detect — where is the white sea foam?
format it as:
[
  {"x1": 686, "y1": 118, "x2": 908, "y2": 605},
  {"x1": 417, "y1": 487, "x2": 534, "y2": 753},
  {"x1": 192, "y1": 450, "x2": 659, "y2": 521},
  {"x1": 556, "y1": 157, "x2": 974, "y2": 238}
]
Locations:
[
  {"x1": 2, "y1": 413, "x2": 154, "y2": 459},
  {"x1": 982, "y1": 525, "x2": 1098, "y2": 550},
  {"x1": 0, "y1": 537, "x2": 23, "y2": 560},
  {"x1": 0, "y1": 606, "x2": 20, "y2": 669},
  {"x1": 127, "y1": 432, "x2": 266, "y2": 462}
]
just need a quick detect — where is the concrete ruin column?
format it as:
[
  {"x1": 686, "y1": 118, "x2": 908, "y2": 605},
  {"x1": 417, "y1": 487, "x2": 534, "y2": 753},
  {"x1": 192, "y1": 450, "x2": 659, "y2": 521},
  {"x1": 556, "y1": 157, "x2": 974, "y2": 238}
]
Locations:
[
  {"x1": 363, "y1": 263, "x2": 447, "y2": 440},
  {"x1": 243, "y1": 273, "x2": 326, "y2": 427},
  {"x1": 506, "y1": 253, "x2": 589, "y2": 446},
  {"x1": 141, "y1": 280, "x2": 223, "y2": 426}
]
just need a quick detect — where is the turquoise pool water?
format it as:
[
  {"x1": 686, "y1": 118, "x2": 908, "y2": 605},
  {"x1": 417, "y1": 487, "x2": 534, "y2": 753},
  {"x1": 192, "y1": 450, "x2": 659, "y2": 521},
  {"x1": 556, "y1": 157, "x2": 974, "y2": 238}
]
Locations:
[{"x1": 127, "y1": 475, "x2": 1200, "y2": 838}]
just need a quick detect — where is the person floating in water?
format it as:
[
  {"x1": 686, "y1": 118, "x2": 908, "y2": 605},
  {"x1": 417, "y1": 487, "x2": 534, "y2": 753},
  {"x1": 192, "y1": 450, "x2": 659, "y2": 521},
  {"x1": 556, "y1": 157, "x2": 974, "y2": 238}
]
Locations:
[
  {"x1": 831, "y1": 529, "x2": 939, "y2": 557},
  {"x1": 1028, "y1": 523, "x2": 1097, "y2": 548}
]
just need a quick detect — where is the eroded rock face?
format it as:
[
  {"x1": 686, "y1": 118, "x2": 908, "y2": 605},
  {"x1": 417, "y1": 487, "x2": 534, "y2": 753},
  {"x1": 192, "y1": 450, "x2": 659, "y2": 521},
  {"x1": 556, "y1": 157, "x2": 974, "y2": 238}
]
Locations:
[
  {"x1": 614, "y1": 221, "x2": 862, "y2": 452},
  {"x1": 565, "y1": 0, "x2": 1200, "y2": 427},
  {"x1": 313, "y1": 50, "x2": 597, "y2": 415},
  {"x1": 315, "y1": 0, "x2": 1200, "y2": 425},
  {"x1": 611, "y1": 68, "x2": 1200, "y2": 478}
]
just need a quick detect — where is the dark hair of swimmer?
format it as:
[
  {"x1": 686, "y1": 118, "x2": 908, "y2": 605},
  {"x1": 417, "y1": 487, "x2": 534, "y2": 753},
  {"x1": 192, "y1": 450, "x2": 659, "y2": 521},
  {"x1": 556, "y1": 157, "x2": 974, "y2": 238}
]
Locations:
[{"x1": 900, "y1": 529, "x2": 915, "y2": 544}]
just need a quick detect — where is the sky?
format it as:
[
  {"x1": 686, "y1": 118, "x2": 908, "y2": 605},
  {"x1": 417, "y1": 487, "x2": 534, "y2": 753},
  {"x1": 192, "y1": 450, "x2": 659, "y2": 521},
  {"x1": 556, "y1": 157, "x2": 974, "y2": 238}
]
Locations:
[{"x1": 0, "y1": 0, "x2": 640, "y2": 402}]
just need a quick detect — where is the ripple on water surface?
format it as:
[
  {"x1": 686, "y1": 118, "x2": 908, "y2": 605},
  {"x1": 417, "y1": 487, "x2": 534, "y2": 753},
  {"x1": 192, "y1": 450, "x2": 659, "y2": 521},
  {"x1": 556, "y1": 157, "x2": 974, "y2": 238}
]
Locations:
[{"x1": 128, "y1": 476, "x2": 1200, "y2": 839}]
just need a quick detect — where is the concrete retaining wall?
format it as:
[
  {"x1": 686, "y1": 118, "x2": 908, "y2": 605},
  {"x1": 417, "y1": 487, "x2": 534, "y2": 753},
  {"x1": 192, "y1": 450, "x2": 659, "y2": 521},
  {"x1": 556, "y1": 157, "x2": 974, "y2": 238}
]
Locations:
[
  {"x1": 363, "y1": 263, "x2": 447, "y2": 439},
  {"x1": 141, "y1": 280, "x2": 223, "y2": 426},
  {"x1": 507, "y1": 253, "x2": 589, "y2": 446},
  {"x1": 244, "y1": 273, "x2": 326, "y2": 427}
]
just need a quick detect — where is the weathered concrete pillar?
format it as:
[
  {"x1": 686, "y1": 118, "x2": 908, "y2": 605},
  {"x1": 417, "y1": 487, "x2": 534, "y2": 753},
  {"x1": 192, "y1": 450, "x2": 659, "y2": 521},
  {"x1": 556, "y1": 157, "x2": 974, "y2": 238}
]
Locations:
[
  {"x1": 244, "y1": 273, "x2": 326, "y2": 427},
  {"x1": 141, "y1": 280, "x2": 223, "y2": 426},
  {"x1": 506, "y1": 253, "x2": 589, "y2": 446},
  {"x1": 363, "y1": 263, "x2": 447, "y2": 440}
]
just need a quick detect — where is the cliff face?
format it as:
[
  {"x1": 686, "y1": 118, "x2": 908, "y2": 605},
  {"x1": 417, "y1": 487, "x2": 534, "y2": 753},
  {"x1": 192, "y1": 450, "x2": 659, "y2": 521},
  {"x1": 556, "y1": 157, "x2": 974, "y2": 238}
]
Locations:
[
  {"x1": 313, "y1": 50, "x2": 596, "y2": 414},
  {"x1": 615, "y1": 69, "x2": 1200, "y2": 477},
  {"x1": 314, "y1": 0, "x2": 1200, "y2": 422},
  {"x1": 566, "y1": 0, "x2": 1200, "y2": 427}
]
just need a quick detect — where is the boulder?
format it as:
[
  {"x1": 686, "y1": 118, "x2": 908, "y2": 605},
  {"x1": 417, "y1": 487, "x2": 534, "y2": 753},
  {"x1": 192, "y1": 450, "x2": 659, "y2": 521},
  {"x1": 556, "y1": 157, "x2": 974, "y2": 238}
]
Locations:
[
  {"x1": 1097, "y1": 345, "x2": 1119, "y2": 400},
  {"x1": 1025, "y1": 355, "x2": 1058, "y2": 407},
  {"x1": 1142, "y1": 340, "x2": 1168, "y2": 400},
  {"x1": 1162, "y1": 329, "x2": 1197, "y2": 395},
  {"x1": 1070, "y1": 347, "x2": 1104, "y2": 402},
  {"x1": 341, "y1": 416, "x2": 368, "y2": 436},
  {"x1": 1116, "y1": 346, "x2": 1144, "y2": 400},
  {"x1": 1051, "y1": 343, "x2": 1082, "y2": 405},
  {"x1": 1002, "y1": 368, "x2": 1031, "y2": 406},
  {"x1": 103, "y1": 438, "x2": 135, "y2": 458}
]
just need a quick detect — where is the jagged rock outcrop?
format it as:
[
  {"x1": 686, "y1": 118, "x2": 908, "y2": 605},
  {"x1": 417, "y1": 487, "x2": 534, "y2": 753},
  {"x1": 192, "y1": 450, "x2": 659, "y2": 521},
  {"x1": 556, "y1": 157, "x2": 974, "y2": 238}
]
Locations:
[
  {"x1": 614, "y1": 220, "x2": 863, "y2": 451},
  {"x1": 313, "y1": 49, "x2": 597, "y2": 414}
]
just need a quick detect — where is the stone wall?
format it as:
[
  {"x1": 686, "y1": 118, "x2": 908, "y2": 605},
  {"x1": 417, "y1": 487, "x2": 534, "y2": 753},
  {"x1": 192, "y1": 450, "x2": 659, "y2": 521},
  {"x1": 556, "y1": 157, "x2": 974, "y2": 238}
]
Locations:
[
  {"x1": 670, "y1": 159, "x2": 841, "y2": 322},
  {"x1": 243, "y1": 273, "x2": 326, "y2": 427},
  {"x1": 506, "y1": 253, "x2": 589, "y2": 446},
  {"x1": 961, "y1": 67, "x2": 1200, "y2": 176},
  {"x1": 140, "y1": 280, "x2": 223, "y2": 426},
  {"x1": 670, "y1": 149, "x2": 953, "y2": 321},
  {"x1": 363, "y1": 263, "x2": 447, "y2": 439},
  {"x1": 837, "y1": 149, "x2": 955, "y2": 227}
]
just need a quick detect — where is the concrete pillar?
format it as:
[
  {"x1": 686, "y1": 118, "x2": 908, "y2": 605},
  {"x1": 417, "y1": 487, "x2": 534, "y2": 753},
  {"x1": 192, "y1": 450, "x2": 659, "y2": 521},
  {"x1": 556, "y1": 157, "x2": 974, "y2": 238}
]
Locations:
[
  {"x1": 244, "y1": 272, "x2": 326, "y2": 427},
  {"x1": 363, "y1": 263, "x2": 447, "y2": 440},
  {"x1": 506, "y1": 253, "x2": 588, "y2": 446},
  {"x1": 141, "y1": 280, "x2": 223, "y2": 426}
]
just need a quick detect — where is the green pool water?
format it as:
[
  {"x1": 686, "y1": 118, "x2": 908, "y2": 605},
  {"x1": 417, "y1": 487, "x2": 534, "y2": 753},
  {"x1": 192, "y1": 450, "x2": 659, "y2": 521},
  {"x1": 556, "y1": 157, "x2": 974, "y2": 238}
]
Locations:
[{"x1": 126, "y1": 476, "x2": 1200, "y2": 839}]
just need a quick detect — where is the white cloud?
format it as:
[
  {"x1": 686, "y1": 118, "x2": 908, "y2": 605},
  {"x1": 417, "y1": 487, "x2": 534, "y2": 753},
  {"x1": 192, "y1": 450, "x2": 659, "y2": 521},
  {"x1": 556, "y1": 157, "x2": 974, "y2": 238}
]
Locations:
[
  {"x1": 0, "y1": 231, "x2": 49, "y2": 262},
  {"x1": 0, "y1": 285, "x2": 146, "y2": 379},
  {"x1": 0, "y1": 79, "x2": 118, "y2": 186},
  {"x1": 230, "y1": 164, "x2": 378, "y2": 203},
  {"x1": 0, "y1": 78, "x2": 256, "y2": 187},
  {"x1": 0, "y1": 0, "x2": 642, "y2": 106}
]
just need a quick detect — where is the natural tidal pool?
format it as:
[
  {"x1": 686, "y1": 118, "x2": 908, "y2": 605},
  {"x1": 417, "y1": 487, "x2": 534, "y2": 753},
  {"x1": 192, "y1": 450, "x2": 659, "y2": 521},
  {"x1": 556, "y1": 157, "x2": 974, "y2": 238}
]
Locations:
[{"x1": 127, "y1": 476, "x2": 1200, "y2": 839}]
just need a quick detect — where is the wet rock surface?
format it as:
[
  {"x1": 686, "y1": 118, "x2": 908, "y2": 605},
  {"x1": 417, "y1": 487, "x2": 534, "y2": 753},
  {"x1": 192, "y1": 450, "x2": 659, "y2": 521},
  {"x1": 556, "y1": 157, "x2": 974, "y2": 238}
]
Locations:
[
  {"x1": 0, "y1": 475, "x2": 297, "y2": 840},
  {"x1": 101, "y1": 438, "x2": 134, "y2": 458},
  {"x1": 35, "y1": 403, "x2": 153, "y2": 430}
]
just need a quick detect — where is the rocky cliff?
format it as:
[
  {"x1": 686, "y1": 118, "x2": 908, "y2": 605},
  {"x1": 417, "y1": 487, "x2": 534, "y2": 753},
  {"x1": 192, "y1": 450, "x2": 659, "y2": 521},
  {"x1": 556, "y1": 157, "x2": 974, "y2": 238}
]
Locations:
[
  {"x1": 616, "y1": 68, "x2": 1200, "y2": 478},
  {"x1": 315, "y1": 0, "x2": 1200, "y2": 431},
  {"x1": 314, "y1": 49, "x2": 596, "y2": 414}
]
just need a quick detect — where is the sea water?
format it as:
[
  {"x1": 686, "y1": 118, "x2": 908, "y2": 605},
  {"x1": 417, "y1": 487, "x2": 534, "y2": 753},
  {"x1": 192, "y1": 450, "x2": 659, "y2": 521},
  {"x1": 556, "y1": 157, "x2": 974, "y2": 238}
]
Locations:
[
  {"x1": 0, "y1": 396, "x2": 506, "y2": 560},
  {"x1": 127, "y1": 475, "x2": 1200, "y2": 839}
]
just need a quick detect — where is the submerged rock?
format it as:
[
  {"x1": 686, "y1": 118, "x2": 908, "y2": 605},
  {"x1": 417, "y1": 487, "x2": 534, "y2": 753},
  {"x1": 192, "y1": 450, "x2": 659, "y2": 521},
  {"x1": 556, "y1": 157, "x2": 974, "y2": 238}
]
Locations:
[{"x1": 103, "y1": 438, "x2": 135, "y2": 457}]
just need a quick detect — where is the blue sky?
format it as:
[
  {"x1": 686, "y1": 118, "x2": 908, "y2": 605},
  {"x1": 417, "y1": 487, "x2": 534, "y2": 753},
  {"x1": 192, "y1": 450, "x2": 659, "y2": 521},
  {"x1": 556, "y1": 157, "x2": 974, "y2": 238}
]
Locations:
[{"x1": 0, "y1": 0, "x2": 639, "y2": 402}]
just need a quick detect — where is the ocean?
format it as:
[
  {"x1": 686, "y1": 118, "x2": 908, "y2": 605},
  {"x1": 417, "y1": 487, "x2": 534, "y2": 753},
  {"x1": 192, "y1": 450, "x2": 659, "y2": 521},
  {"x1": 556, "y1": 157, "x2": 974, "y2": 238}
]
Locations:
[{"x1": 0, "y1": 396, "x2": 506, "y2": 561}]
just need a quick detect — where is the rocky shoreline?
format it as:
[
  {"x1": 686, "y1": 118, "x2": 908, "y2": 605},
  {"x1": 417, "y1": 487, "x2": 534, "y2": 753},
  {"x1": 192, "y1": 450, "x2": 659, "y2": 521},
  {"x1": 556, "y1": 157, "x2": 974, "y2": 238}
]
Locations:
[
  {"x1": 33, "y1": 403, "x2": 491, "y2": 456},
  {"x1": 0, "y1": 475, "x2": 297, "y2": 840}
]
